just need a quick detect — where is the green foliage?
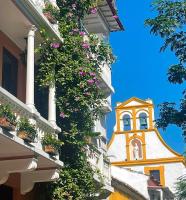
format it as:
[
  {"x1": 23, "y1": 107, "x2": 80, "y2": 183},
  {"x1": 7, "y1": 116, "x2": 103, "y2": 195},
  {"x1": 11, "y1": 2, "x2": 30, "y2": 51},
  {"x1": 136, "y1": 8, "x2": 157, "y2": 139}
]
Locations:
[
  {"x1": 56, "y1": 0, "x2": 96, "y2": 20},
  {"x1": 145, "y1": 0, "x2": 186, "y2": 37},
  {"x1": 17, "y1": 117, "x2": 37, "y2": 141},
  {"x1": 0, "y1": 104, "x2": 16, "y2": 125},
  {"x1": 145, "y1": 0, "x2": 186, "y2": 139},
  {"x1": 36, "y1": 0, "x2": 115, "y2": 199},
  {"x1": 175, "y1": 176, "x2": 186, "y2": 199},
  {"x1": 51, "y1": 164, "x2": 102, "y2": 200},
  {"x1": 42, "y1": 133, "x2": 63, "y2": 151}
]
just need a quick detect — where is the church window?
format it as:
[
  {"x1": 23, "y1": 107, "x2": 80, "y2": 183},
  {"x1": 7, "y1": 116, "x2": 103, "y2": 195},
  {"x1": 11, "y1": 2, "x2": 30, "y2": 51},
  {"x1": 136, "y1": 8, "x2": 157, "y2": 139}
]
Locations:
[
  {"x1": 139, "y1": 113, "x2": 148, "y2": 129},
  {"x1": 123, "y1": 114, "x2": 131, "y2": 131},
  {"x1": 144, "y1": 166, "x2": 165, "y2": 187},
  {"x1": 150, "y1": 170, "x2": 161, "y2": 185}
]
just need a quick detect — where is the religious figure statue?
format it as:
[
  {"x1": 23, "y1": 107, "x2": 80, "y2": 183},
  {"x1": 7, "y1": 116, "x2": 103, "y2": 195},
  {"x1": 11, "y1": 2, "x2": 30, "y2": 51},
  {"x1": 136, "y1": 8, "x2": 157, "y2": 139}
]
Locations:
[{"x1": 133, "y1": 143, "x2": 139, "y2": 160}]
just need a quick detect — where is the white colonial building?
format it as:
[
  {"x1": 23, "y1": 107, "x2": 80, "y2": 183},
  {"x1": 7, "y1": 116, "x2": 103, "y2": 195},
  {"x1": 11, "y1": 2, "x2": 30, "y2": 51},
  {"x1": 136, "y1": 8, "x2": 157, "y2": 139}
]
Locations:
[{"x1": 108, "y1": 97, "x2": 185, "y2": 200}]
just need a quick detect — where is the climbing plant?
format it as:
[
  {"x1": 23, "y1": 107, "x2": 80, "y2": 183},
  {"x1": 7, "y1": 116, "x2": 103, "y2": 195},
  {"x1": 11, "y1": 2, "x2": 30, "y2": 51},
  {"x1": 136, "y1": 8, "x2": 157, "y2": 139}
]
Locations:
[{"x1": 37, "y1": 0, "x2": 115, "y2": 199}]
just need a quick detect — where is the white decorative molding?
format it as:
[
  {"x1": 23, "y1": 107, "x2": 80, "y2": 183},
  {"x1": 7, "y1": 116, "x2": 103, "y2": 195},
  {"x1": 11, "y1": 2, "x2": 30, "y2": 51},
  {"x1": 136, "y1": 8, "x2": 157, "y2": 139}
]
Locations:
[
  {"x1": 21, "y1": 169, "x2": 59, "y2": 194},
  {"x1": 0, "y1": 158, "x2": 37, "y2": 185},
  {"x1": 27, "y1": 159, "x2": 38, "y2": 171},
  {"x1": 0, "y1": 172, "x2": 9, "y2": 184}
]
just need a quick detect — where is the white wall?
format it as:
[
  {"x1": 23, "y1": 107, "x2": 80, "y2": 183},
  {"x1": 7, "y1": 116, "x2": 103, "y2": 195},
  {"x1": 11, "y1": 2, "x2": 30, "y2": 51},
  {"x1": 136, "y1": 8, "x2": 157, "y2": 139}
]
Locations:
[
  {"x1": 164, "y1": 162, "x2": 185, "y2": 192},
  {"x1": 108, "y1": 130, "x2": 177, "y2": 163},
  {"x1": 108, "y1": 134, "x2": 126, "y2": 162},
  {"x1": 145, "y1": 131, "x2": 176, "y2": 159}
]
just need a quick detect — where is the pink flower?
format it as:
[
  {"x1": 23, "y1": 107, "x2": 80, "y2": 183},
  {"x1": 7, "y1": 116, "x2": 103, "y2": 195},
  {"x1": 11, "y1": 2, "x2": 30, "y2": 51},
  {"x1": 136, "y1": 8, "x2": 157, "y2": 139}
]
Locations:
[
  {"x1": 79, "y1": 71, "x2": 86, "y2": 76},
  {"x1": 89, "y1": 72, "x2": 96, "y2": 76},
  {"x1": 82, "y1": 42, "x2": 90, "y2": 49},
  {"x1": 87, "y1": 79, "x2": 94, "y2": 85},
  {"x1": 79, "y1": 31, "x2": 86, "y2": 36},
  {"x1": 72, "y1": 28, "x2": 79, "y2": 32},
  {"x1": 60, "y1": 112, "x2": 65, "y2": 118},
  {"x1": 93, "y1": 77, "x2": 97, "y2": 81},
  {"x1": 113, "y1": 15, "x2": 118, "y2": 19},
  {"x1": 90, "y1": 7, "x2": 97, "y2": 14},
  {"x1": 50, "y1": 43, "x2": 60, "y2": 48}
]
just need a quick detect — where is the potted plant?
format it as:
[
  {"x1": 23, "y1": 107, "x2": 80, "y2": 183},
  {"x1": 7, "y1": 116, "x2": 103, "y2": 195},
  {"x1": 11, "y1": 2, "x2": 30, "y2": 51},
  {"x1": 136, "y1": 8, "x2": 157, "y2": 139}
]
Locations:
[
  {"x1": 0, "y1": 104, "x2": 16, "y2": 131},
  {"x1": 42, "y1": 133, "x2": 62, "y2": 156},
  {"x1": 43, "y1": 3, "x2": 59, "y2": 24},
  {"x1": 17, "y1": 117, "x2": 37, "y2": 143}
]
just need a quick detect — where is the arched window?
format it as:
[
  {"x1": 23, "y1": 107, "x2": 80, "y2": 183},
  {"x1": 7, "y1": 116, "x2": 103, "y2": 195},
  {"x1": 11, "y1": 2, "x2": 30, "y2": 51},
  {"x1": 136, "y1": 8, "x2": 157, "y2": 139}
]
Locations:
[
  {"x1": 139, "y1": 113, "x2": 148, "y2": 130},
  {"x1": 123, "y1": 114, "x2": 131, "y2": 131}
]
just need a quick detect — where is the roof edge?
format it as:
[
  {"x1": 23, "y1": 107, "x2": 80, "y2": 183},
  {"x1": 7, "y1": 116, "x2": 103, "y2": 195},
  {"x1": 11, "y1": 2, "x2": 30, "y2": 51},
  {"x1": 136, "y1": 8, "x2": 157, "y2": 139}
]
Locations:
[
  {"x1": 116, "y1": 97, "x2": 153, "y2": 109},
  {"x1": 106, "y1": 0, "x2": 124, "y2": 31},
  {"x1": 112, "y1": 177, "x2": 148, "y2": 200}
]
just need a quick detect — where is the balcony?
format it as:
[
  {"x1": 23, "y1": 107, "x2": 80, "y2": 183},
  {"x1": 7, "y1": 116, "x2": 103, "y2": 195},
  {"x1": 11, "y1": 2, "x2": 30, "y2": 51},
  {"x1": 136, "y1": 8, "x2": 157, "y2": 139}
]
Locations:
[
  {"x1": 0, "y1": 1, "x2": 64, "y2": 194},
  {"x1": 103, "y1": 95, "x2": 112, "y2": 112},
  {"x1": 86, "y1": 145, "x2": 113, "y2": 198},
  {"x1": 30, "y1": 0, "x2": 123, "y2": 34},
  {"x1": 84, "y1": 0, "x2": 123, "y2": 34},
  {"x1": 30, "y1": 0, "x2": 58, "y2": 35},
  {"x1": 0, "y1": 86, "x2": 63, "y2": 194},
  {"x1": 0, "y1": 86, "x2": 60, "y2": 147}
]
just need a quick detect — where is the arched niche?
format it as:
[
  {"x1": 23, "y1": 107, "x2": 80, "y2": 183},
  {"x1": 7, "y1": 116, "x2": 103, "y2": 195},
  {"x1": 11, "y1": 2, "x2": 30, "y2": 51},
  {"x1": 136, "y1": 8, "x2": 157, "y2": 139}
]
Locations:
[{"x1": 130, "y1": 138, "x2": 143, "y2": 160}]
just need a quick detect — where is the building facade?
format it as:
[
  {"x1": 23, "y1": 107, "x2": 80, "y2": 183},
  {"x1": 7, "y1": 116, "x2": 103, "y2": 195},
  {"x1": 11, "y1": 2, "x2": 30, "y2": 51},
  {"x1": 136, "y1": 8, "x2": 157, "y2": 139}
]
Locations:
[
  {"x1": 0, "y1": 0, "x2": 123, "y2": 199},
  {"x1": 108, "y1": 97, "x2": 185, "y2": 199}
]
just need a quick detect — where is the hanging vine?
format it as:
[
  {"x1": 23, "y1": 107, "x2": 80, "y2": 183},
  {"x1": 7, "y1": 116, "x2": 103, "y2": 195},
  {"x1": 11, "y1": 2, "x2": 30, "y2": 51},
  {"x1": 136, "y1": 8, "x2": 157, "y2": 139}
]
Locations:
[{"x1": 37, "y1": 0, "x2": 115, "y2": 199}]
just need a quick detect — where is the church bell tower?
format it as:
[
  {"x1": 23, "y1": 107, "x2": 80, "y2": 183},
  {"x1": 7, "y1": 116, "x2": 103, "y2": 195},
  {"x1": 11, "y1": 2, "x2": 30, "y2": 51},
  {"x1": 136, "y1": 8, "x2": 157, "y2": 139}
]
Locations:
[{"x1": 108, "y1": 97, "x2": 185, "y2": 191}]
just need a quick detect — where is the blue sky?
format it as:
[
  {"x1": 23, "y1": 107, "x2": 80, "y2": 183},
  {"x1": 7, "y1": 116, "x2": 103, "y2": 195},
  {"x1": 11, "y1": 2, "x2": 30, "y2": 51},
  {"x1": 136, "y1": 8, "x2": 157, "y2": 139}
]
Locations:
[{"x1": 107, "y1": 0, "x2": 185, "y2": 154}]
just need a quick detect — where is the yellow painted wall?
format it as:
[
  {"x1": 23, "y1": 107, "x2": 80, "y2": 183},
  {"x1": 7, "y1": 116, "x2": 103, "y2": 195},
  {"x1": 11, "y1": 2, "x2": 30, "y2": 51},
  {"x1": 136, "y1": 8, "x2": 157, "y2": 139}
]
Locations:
[{"x1": 109, "y1": 190, "x2": 130, "y2": 200}]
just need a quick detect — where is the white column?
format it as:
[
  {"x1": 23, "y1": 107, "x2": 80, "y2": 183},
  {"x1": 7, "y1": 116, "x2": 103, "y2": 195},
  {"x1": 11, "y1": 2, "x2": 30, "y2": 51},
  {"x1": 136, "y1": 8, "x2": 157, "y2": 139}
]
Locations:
[
  {"x1": 26, "y1": 25, "x2": 37, "y2": 111},
  {"x1": 48, "y1": 84, "x2": 56, "y2": 127}
]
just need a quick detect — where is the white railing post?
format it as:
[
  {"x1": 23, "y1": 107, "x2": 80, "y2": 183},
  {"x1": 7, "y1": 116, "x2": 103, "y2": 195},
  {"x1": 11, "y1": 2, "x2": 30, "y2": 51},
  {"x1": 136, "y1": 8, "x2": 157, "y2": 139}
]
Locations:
[
  {"x1": 48, "y1": 84, "x2": 57, "y2": 128},
  {"x1": 26, "y1": 25, "x2": 37, "y2": 111}
]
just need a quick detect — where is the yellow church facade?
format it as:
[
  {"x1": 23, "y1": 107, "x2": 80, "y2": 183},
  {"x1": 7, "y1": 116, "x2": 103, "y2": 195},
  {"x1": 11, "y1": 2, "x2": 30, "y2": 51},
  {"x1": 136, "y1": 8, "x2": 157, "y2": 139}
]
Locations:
[{"x1": 108, "y1": 97, "x2": 185, "y2": 200}]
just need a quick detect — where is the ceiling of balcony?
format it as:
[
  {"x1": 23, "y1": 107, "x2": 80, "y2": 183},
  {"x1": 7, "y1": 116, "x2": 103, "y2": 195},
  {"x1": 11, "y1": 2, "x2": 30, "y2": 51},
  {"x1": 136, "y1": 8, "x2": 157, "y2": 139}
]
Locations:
[
  {"x1": 0, "y1": 0, "x2": 32, "y2": 50},
  {"x1": 0, "y1": 130, "x2": 62, "y2": 168},
  {"x1": 84, "y1": 0, "x2": 123, "y2": 34}
]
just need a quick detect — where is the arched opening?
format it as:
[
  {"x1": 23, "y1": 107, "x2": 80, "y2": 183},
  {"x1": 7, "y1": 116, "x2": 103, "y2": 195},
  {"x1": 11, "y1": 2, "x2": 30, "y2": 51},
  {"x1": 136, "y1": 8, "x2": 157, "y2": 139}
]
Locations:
[
  {"x1": 139, "y1": 113, "x2": 148, "y2": 130},
  {"x1": 123, "y1": 114, "x2": 131, "y2": 131},
  {"x1": 130, "y1": 138, "x2": 143, "y2": 160}
]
